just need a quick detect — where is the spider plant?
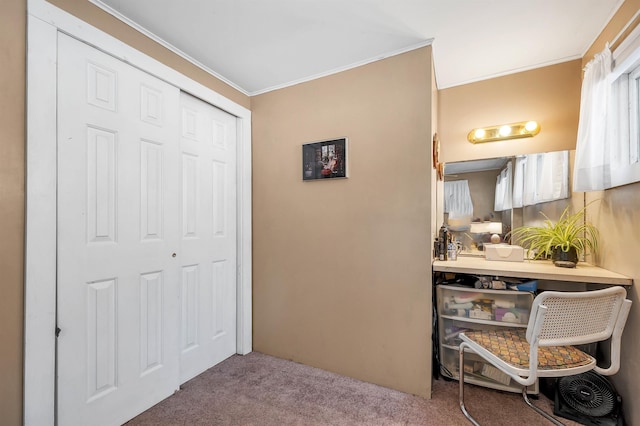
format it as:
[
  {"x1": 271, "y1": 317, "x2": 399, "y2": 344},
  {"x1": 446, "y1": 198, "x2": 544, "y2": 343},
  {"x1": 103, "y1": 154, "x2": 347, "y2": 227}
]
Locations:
[{"x1": 509, "y1": 204, "x2": 599, "y2": 266}]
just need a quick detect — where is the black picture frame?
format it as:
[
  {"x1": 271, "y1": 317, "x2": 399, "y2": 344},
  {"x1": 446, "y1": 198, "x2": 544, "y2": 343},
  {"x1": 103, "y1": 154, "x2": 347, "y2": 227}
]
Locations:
[{"x1": 302, "y1": 138, "x2": 348, "y2": 181}]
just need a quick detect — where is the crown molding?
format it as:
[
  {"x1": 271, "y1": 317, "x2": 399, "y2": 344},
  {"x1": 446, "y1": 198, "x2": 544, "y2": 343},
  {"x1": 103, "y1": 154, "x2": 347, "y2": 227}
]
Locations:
[
  {"x1": 89, "y1": 0, "x2": 432, "y2": 97},
  {"x1": 249, "y1": 39, "x2": 434, "y2": 96},
  {"x1": 89, "y1": 0, "x2": 251, "y2": 96}
]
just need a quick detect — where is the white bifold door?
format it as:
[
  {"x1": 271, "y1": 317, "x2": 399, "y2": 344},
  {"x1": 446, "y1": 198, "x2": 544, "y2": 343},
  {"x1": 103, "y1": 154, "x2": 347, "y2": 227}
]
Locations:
[
  {"x1": 56, "y1": 33, "x2": 237, "y2": 426},
  {"x1": 177, "y1": 92, "x2": 237, "y2": 383}
]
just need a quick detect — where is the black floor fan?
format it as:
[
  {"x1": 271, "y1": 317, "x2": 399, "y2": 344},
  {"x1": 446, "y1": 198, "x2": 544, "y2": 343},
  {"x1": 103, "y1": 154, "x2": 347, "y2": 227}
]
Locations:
[{"x1": 554, "y1": 371, "x2": 625, "y2": 426}]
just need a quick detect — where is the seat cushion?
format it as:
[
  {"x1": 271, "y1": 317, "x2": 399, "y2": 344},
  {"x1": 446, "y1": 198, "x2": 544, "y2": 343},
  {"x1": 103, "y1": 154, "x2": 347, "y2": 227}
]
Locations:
[{"x1": 463, "y1": 329, "x2": 593, "y2": 370}]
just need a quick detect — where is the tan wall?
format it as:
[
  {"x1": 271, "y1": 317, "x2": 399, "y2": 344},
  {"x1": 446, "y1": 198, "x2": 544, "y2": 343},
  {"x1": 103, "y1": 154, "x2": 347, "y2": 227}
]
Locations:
[
  {"x1": 251, "y1": 47, "x2": 433, "y2": 398},
  {"x1": 1, "y1": 0, "x2": 25, "y2": 424},
  {"x1": 431, "y1": 55, "x2": 440, "y2": 241},
  {"x1": 49, "y1": 0, "x2": 250, "y2": 109},
  {"x1": 438, "y1": 60, "x2": 582, "y2": 164},
  {"x1": 582, "y1": 1, "x2": 640, "y2": 424}
]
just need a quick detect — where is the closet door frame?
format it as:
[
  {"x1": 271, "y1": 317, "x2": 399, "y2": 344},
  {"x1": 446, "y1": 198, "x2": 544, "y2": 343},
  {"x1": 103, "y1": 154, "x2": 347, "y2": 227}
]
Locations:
[{"x1": 25, "y1": 1, "x2": 253, "y2": 424}]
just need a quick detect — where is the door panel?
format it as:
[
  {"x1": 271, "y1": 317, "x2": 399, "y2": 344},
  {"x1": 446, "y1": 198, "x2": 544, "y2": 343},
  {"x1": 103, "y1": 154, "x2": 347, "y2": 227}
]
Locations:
[
  {"x1": 57, "y1": 33, "x2": 181, "y2": 426},
  {"x1": 179, "y1": 92, "x2": 237, "y2": 384}
]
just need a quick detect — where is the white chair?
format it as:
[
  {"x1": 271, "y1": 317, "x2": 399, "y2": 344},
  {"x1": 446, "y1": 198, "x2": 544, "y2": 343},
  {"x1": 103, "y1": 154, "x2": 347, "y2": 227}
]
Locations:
[{"x1": 458, "y1": 286, "x2": 632, "y2": 426}]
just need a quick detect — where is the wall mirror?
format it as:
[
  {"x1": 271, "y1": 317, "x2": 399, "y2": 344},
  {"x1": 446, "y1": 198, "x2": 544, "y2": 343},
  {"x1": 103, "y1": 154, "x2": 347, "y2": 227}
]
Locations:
[{"x1": 440, "y1": 150, "x2": 577, "y2": 256}]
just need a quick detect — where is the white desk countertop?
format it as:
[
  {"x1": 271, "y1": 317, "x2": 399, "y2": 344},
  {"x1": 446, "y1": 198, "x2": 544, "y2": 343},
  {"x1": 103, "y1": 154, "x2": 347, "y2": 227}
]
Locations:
[{"x1": 433, "y1": 256, "x2": 633, "y2": 286}]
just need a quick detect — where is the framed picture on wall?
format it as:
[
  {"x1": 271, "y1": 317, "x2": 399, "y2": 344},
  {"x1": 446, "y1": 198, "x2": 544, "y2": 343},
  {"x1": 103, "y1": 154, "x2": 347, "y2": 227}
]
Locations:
[{"x1": 302, "y1": 137, "x2": 348, "y2": 181}]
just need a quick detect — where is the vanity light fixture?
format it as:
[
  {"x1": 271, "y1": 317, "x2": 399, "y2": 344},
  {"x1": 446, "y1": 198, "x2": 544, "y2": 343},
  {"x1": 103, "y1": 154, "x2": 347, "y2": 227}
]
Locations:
[{"x1": 467, "y1": 121, "x2": 540, "y2": 144}]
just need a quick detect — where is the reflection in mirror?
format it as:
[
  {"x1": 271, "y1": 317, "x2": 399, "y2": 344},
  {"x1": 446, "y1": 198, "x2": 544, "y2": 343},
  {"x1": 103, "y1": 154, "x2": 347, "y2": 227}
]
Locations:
[
  {"x1": 441, "y1": 150, "x2": 574, "y2": 256},
  {"x1": 443, "y1": 157, "x2": 510, "y2": 255}
]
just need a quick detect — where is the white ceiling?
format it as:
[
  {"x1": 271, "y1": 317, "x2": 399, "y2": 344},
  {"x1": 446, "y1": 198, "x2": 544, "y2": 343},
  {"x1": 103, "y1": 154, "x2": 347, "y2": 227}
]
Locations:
[{"x1": 92, "y1": 0, "x2": 622, "y2": 96}]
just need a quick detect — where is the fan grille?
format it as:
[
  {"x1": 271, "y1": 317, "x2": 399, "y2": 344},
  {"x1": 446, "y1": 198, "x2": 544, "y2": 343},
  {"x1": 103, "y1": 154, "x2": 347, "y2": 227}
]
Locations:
[{"x1": 558, "y1": 372, "x2": 617, "y2": 417}]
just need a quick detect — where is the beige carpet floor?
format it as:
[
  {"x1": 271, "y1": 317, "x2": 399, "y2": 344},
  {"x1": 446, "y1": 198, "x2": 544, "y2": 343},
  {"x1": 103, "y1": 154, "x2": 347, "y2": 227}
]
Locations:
[{"x1": 127, "y1": 352, "x2": 581, "y2": 425}]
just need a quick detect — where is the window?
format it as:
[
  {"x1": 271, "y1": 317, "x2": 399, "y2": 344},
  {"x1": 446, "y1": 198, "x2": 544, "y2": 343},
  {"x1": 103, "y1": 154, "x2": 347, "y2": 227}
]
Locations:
[
  {"x1": 626, "y1": 63, "x2": 640, "y2": 163},
  {"x1": 608, "y1": 23, "x2": 640, "y2": 188},
  {"x1": 574, "y1": 23, "x2": 640, "y2": 191}
]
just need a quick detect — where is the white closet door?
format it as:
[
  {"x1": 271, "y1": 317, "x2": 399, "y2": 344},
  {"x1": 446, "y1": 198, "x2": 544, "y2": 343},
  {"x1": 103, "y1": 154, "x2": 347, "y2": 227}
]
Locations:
[
  {"x1": 179, "y1": 92, "x2": 237, "y2": 384},
  {"x1": 56, "y1": 33, "x2": 181, "y2": 426}
]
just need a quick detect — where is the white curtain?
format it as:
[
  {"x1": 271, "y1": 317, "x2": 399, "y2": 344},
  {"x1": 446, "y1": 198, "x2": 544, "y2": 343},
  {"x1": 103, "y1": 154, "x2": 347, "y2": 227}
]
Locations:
[
  {"x1": 522, "y1": 154, "x2": 539, "y2": 206},
  {"x1": 444, "y1": 180, "x2": 473, "y2": 229},
  {"x1": 573, "y1": 45, "x2": 613, "y2": 191},
  {"x1": 537, "y1": 150, "x2": 569, "y2": 203},
  {"x1": 494, "y1": 162, "x2": 512, "y2": 212},
  {"x1": 513, "y1": 152, "x2": 569, "y2": 207},
  {"x1": 512, "y1": 156, "x2": 526, "y2": 208}
]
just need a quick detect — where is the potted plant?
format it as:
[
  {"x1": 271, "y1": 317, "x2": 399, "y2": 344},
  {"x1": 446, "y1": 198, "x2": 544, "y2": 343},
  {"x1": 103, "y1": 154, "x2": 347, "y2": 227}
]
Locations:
[{"x1": 509, "y1": 204, "x2": 599, "y2": 268}]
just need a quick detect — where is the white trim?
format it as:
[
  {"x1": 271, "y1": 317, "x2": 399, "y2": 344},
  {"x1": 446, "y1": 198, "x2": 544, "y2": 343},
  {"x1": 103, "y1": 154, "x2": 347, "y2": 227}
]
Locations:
[
  {"x1": 87, "y1": 0, "x2": 250, "y2": 97},
  {"x1": 25, "y1": 1, "x2": 252, "y2": 424},
  {"x1": 629, "y1": 66, "x2": 640, "y2": 163},
  {"x1": 611, "y1": 21, "x2": 640, "y2": 78},
  {"x1": 235, "y1": 112, "x2": 253, "y2": 354},
  {"x1": 580, "y1": 0, "x2": 625, "y2": 59},
  {"x1": 251, "y1": 40, "x2": 434, "y2": 96},
  {"x1": 434, "y1": 54, "x2": 583, "y2": 90},
  {"x1": 85, "y1": 0, "x2": 433, "y2": 96},
  {"x1": 609, "y1": 21, "x2": 640, "y2": 188},
  {"x1": 438, "y1": 0, "x2": 621, "y2": 91},
  {"x1": 25, "y1": 15, "x2": 58, "y2": 426},
  {"x1": 610, "y1": 7, "x2": 640, "y2": 52}
]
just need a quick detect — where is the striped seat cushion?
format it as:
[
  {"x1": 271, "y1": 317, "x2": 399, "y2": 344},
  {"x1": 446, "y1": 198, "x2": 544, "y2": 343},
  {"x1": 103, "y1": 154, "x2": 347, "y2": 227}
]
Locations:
[{"x1": 463, "y1": 329, "x2": 593, "y2": 370}]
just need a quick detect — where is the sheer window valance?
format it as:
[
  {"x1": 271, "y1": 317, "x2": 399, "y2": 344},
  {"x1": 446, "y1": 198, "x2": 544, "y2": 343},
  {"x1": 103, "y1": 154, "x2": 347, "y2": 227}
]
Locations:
[
  {"x1": 573, "y1": 45, "x2": 613, "y2": 191},
  {"x1": 444, "y1": 180, "x2": 473, "y2": 230},
  {"x1": 513, "y1": 151, "x2": 569, "y2": 207},
  {"x1": 494, "y1": 162, "x2": 512, "y2": 212}
]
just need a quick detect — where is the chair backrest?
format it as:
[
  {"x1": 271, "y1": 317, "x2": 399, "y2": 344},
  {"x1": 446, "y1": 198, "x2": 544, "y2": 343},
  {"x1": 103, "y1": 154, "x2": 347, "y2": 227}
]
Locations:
[{"x1": 526, "y1": 286, "x2": 628, "y2": 347}]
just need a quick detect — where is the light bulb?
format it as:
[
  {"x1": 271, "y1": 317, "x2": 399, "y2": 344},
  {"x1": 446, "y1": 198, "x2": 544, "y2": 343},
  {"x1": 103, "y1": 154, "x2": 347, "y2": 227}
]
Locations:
[
  {"x1": 474, "y1": 128, "x2": 486, "y2": 139},
  {"x1": 524, "y1": 121, "x2": 538, "y2": 131},
  {"x1": 499, "y1": 125, "x2": 512, "y2": 137}
]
